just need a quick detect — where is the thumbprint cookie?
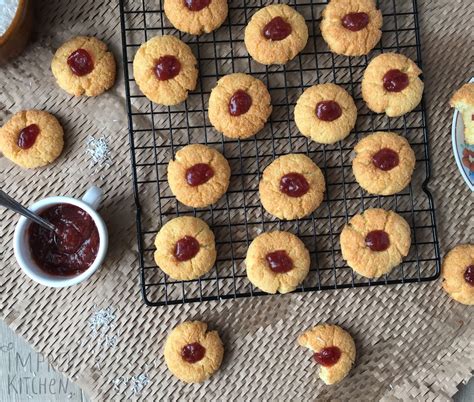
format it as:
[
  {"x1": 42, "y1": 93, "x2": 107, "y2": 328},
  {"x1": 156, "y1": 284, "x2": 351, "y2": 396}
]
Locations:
[
  {"x1": 362, "y1": 52, "x2": 424, "y2": 117},
  {"x1": 442, "y1": 244, "x2": 474, "y2": 305}
]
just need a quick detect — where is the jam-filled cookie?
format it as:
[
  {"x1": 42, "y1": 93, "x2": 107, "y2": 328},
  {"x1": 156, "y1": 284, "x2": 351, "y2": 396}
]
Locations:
[
  {"x1": 450, "y1": 83, "x2": 474, "y2": 145},
  {"x1": 0, "y1": 110, "x2": 64, "y2": 169},
  {"x1": 353, "y1": 131, "x2": 416, "y2": 195},
  {"x1": 168, "y1": 144, "x2": 231, "y2": 208},
  {"x1": 259, "y1": 154, "x2": 325, "y2": 220},
  {"x1": 164, "y1": 0, "x2": 228, "y2": 35},
  {"x1": 245, "y1": 231, "x2": 310, "y2": 294},
  {"x1": 133, "y1": 35, "x2": 198, "y2": 106},
  {"x1": 298, "y1": 324, "x2": 356, "y2": 385},
  {"x1": 321, "y1": 0, "x2": 382, "y2": 56},
  {"x1": 294, "y1": 83, "x2": 357, "y2": 144},
  {"x1": 340, "y1": 208, "x2": 411, "y2": 278},
  {"x1": 362, "y1": 53, "x2": 424, "y2": 117},
  {"x1": 154, "y1": 216, "x2": 216, "y2": 280},
  {"x1": 208, "y1": 73, "x2": 272, "y2": 139},
  {"x1": 51, "y1": 36, "x2": 116, "y2": 97},
  {"x1": 442, "y1": 244, "x2": 474, "y2": 305},
  {"x1": 164, "y1": 321, "x2": 224, "y2": 383},
  {"x1": 244, "y1": 4, "x2": 308, "y2": 65}
]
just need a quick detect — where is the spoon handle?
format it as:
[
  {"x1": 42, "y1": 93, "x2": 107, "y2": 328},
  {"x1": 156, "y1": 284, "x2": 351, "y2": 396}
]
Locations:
[{"x1": 0, "y1": 190, "x2": 56, "y2": 232}]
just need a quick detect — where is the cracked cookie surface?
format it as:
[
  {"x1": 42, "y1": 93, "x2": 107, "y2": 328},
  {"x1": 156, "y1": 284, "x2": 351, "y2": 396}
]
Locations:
[
  {"x1": 259, "y1": 154, "x2": 325, "y2": 220},
  {"x1": 298, "y1": 324, "x2": 356, "y2": 385},
  {"x1": 340, "y1": 208, "x2": 411, "y2": 278},
  {"x1": 0, "y1": 109, "x2": 64, "y2": 169},
  {"x1": 51, "y1": 36, "x2": 116, "y2": 96},
  {"x1": 294, "y1": 83, "x2": 357, "y2": 144},
  {"x1": 133, "y1": 35, "x2": 198, "y2": 106},
  {"x1": 442, "y1": 244, "x2": 474, "y2": 305},
  {"x1": 208, "y1": 73, "x2": 272, "y2": 139},
  {"x1": 168, "y1": 144, "x2": 231, "y2": 208},
  {"x1": 244, "y1": 4, "x2": 308, "y2": 65},
  {"x1": 154, "y1": 216, "x2": 216, "y2": 280},
  {"x1": 321, "y1": 0, "x2": 382, "y2": 56},
  {"x1": 164, "y1": 0, "x2": 228, "y2": 35},
  {"x1": 245, "y1": 231, "x2": 310, "y2": 294},
  {"x1": 362, "y1": 52, "x2": 424, "y2": 117},
  {"x1": 352, "y1": 131, "x2": 416, "y2": 195},
  {"x1": 164, "y1": 321, "x2": 224, "y2": 383}
]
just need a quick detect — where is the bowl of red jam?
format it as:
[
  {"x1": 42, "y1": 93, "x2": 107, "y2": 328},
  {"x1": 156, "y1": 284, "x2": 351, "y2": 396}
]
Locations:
[{"x1": 13, "y1": 186, "x2": 108, "y2": 287}]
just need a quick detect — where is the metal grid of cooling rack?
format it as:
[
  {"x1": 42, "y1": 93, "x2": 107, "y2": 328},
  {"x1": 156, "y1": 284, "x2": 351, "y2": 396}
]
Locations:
[{"x1": 118, "y1": 0, "x2": 441, "y2": 306}]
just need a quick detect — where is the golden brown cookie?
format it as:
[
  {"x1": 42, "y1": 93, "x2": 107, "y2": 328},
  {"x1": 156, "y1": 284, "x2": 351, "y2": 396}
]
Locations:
[
  {"x1": 245, "y1": 231, "x2": 310, "y2": 294},
  {"x1": 340, "y1": 208, "x2": 411, "y2": 278},
  {"x1": 133, "y1": 35, "x2": 198, "y2": 106},
  {"x1": 321, "y1": 0, "x2": 383, "y2": 56},
  {"x1": 352, "y1": 132, "x2": 416, "y2": 195},
  {"x1": 298, "y1": 324, "x2": 356, "y2": 385},
  {"x1": 441, "y1": 244, "x2": 474, "y2": 305},
  {"x1": 362, "y1": 52, "x2": 424, "y2": 117},
  {"x1": 51, "y1": 36, "x2": 116, "y2": 97},
  {"x1": 450, "y1": 83, "x2": 474, "y2": 145},
  {"x1": 244, "y1": 4, "x2": 308, "y2": 65},
  {"x1": 259, "y1": 154, "x2": 325, "y2": 220},
  {"x1": 167, "y1": 144, "x2": 231, "y2": 208},
  {"x1": 164, "y1": 0, "x2": 228, "y2": 35},
  {"x1": 164, "y1": 321, "x2": 224, "y2": 383},
  {"x1": 154, "y1": 216, "x2": 216, "y2": 280},
  {"x1": 208, "y1": 73, "x2": 272, "y2": 139},
  {"x1": 294, "y1": 83, "x2": 357, "y2": 144},
  {"x1": 0, "y1": 110, "x2": 64, "y2": 169}
]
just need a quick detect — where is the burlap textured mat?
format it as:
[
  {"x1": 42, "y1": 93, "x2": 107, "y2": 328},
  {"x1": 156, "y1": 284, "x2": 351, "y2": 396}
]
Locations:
[{"x1": 0, "y1": 0, "x2": 472, "y2": 400}]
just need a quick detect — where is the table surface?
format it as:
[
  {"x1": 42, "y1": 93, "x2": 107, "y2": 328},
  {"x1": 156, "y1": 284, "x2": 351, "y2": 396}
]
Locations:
[
  {"x1": 1, "y1": 321, "x2": 472, "y2": 401},
  {"x1": 0, "y1": 0, "x2": 473, "y2": 401}
]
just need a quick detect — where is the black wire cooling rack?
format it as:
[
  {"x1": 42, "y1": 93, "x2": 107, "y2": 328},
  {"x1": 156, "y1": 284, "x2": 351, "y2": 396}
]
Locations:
[{"x1": 118, "y1": 0, "x2": 441, "y2": 306}]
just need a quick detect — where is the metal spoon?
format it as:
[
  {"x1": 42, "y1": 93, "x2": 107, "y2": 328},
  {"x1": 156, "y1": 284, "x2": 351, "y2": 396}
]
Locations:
[{"x1": 0, "y1": 190, "x2": 57, "y2": 232}]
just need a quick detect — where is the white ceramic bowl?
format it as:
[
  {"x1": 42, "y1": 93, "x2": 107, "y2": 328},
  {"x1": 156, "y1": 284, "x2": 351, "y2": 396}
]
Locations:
[
  {"x1": 13, "y1": 186, "x2": 108, "y2": 287},
  {"x1": 451, "y1": 76, "x2": 474, "y2": 192}
]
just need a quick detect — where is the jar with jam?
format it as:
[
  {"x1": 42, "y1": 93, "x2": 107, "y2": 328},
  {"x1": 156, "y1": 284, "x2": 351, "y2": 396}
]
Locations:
[{"x1": 0, "y1": 0, "x2": 33, "y2": 64}]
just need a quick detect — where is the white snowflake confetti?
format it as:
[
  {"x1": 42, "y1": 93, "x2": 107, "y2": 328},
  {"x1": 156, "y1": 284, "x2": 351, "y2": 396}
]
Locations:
[
  {"x1": 86, "y1": 136, "x2": 112, "y2": 167},
  {"x1": 88, "y1": 307, "x2": 115, "y2": 335},
  {"x1": 130, "y1": 373, "x2": 150, "y2": 395},
  {"x1": 111, "y1": 373, "x2": 150, "y2": 396}
]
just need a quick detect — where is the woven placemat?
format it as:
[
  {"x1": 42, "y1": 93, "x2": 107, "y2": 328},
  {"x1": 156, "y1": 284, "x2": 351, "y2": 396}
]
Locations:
[{"x1": 1, "y1": 0, "x2": 473, "y2": 400}]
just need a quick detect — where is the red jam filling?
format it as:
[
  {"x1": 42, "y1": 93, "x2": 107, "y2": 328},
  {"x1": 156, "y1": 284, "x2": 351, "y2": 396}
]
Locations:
[
  {"x1": 462, "y1": 148, "x2": 474, "y2": 172},
  {"x1": 174, "y1": 236, "x2": 200, "y2": 261},
  {"x1": 67, "y1": 49, "x2": 94, "y2": 76},
  {"x1": 314, "y1": 346, "x2": 341, "y2": 367},
  {"x1": 184, "y1": 0, "x2": 210, "y2": 11},
  {"x1": 263, "y1": 16, "x2": 292, "y2": 41},
  {"x1": 28, "y1": 204, "x2": 99, "y2": 276},
  {"x1": 365, "y1": 230, "x2": 390, "y2": 252},
  {"x1": 265, "y1": 250, "x2": 293, "y2": 273},
  {"x1": 316, "y1": 100, "x2": 342, "y2": 122},
  {"x1": 229, "y1": 90, "x2": 252, "y2": 116},
  {"x1": 181, "y1": 342, "x2": 206, "y2": 363},
  {"x1": 17, "y1": 124, "x2": 40, "y2": 149},
  {"x1": 280, "y1": 173, "x2": 310, "y2": 198},
  {"x1": 464, "y1": 265, "x2": 474, "y2": 286},
  {"x1": 372, "y1": 148, "x2": 400, "y2": 171},
  {"x1": 154, "y1": 55, "x2": 181, "y2": 81},
  {"x1": 185, "y1": 163, "x2": 214, "y2": 186},
  {"x1": 341, "y1": 12, "x2": 370, "y2": 31},
  {"x1": 383, "y1": 69, "x2": 409, "y2": 92}
]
